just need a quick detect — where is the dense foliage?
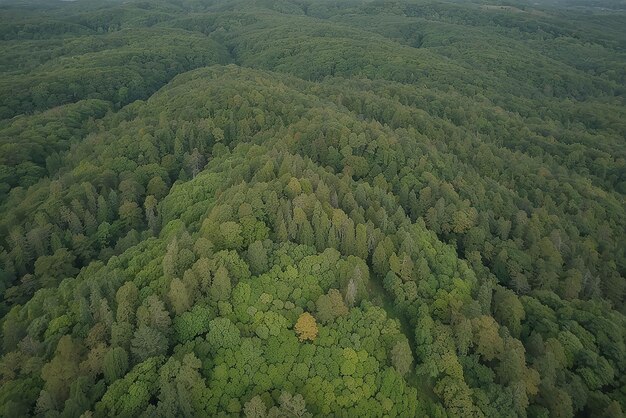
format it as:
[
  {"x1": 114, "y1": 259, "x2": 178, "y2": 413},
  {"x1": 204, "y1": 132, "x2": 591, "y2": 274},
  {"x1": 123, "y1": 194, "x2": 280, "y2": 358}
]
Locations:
[{"x1": 0, "y1": 0, "x2": 624, "y2": 416}]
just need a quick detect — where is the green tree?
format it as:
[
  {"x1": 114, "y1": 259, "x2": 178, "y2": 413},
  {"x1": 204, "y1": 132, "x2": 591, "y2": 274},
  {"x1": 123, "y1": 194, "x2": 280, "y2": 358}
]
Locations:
[
  {"x1": 131, "y1": 325, "x2": 168, "y2": 362},
  {"x1": 162, "y1": 238, "x2": 179, "y2": 279},
  {"x1": 116, "y1": 281, "x2": 139, "y2": 324},
  {"x1": 137, "y1": 295, "x2": 171, "y2": 333},
  {"x1": 40, "y1": 335, "x2": 82, "y2": 406},
  {"x1": 244, "y1": 395, "x2": 267, "y2": 418},
  {"x1": 34, "y1": 248, "x2": 78, "y2": 288},
  {"x1": 168, "y1": 277, "x2": 191, "y2": 315},
  {"x1": 173, "y1": 305, "x2": 212, "y2": 342},
  {"x1": 218, "y1": 221, "x2": 244, "y2": 250},
  {"x1": 316, "y1": 289, "x2": 348, "y2": 323},
  {"x1": 247, "y1": 240, "x2": 268, "y2": 275},
  {"x1": 493, "y1": 286, "x2": 525, "y2": 337},
  {"x1": 103, "y1": 346, "x2": 129, "y2": 384},
  {"x1": 147, "y1": 176, "x2": 168, "y2": 199},
  {"x1": 119, "y1": 201, "x2": 142, "y2": 229},
  {"x1": 206, "y1": 317, "x2": 241, "y2": 350},
  {"x1": 270, "y1": 392, "x2": 310, "y2": 417},
  {"x1": 210, "y1": 265, "x2": 232, "y2": 302},
  {"x1": 472, "y1": 316, "x2": 504, "y2": 361},
  {"x1": 355, "y1": 223, "x2": 369, "y2": 261},
  {"x1": 391, "y1": 339, "x2": 413, "y2": 376}
]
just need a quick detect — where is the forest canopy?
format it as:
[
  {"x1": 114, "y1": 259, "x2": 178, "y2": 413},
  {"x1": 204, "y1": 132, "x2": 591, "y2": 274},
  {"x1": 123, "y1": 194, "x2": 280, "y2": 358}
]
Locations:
[{"x1": 0, "y1": 0, "x2": 624, "y2": 416}]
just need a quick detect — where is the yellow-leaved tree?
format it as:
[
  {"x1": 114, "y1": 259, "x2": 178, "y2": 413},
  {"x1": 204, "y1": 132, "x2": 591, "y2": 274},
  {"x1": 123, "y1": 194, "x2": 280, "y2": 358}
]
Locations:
[{"x1": 294, "y1": 312, "x2": 318, "y2": 342}]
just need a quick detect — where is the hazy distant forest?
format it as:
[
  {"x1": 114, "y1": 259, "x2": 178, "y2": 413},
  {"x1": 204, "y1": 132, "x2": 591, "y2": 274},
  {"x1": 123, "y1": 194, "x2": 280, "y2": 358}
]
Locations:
[{"x1": 0, "y1": 0, "x2": 624, "y2": 416}]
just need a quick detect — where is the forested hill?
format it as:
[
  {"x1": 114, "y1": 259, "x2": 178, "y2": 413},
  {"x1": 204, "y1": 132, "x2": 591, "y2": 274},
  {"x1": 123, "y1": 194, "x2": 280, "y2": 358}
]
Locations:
[{"x1": 0, "y1": 0, "x2": 625, "y2": 416}]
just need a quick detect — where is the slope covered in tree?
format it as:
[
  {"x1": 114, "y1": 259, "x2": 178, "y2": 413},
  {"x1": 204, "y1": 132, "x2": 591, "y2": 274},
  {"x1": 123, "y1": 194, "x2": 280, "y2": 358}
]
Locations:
[{"x1": 0, "y1": 0, "x2": 624, "y2": 417}]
